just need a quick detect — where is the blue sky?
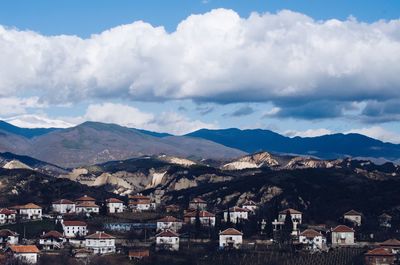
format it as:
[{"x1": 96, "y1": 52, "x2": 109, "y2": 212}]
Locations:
[{"x1": 0, "y1": 0, "x2": 400, "y2": 142}]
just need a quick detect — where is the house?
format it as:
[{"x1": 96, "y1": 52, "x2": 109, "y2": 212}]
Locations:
[
  {"x1": 331, "y1": 225, "x2": 355, "y2": 246},
  {"x1": 62, "y1": 220, "x2": 88, "y2": 238},
  {"x1": 39, "y1": 231, "x2": 65, "y2": 250},
  {"x1": 128, "y1": 249, "x2": 150, "y2": 260},
  {"x1": 379, "y1": 213, "x2": 392, "y2": 228},
  {"x1": 343, "y1": 210, "x2": 362, "y2": 226},
  {"x1": 380, "y1": 239, "x2": 400, "y2": 253},
  {"x1": 299, "y1": 229, "x2": 327, "y2": 250},
  {"x1": 7, "y1": 245, "x2": 40, "y2": 264},
  {"x1": 106, "y1": 198, "x2": 124, "y2": 213},
  {"x1": 129, "y1": 194, "x2": 153, "y2": 212},
  {"x1": 273, "y1": 208, "x2": 303, "y2": 236},
  {"x1": 75, "y1": 195, "x2": 96, "y2": 204},
  {"x1": 219, "y1": 228, "x2": 243, "y2": 249},
  {"x1": 0, "y1": 208, "x2": 17, "y2": 224},
  {"x1": 224, "y1": 207, "x2": 250, "y2": 223},
  {"x1": 242, "y1": 200, "x2": 258, "y2": 213},
  {"x1": 85, "y1": 231, "x2": 116, "y2": 254},
  {"x1": 184, "y1": 210, "x2": 216, "y2": 226},
  {"x1": 75, "y1": 201, "x2": 100, "y2": 214},
  {"x1": 156, "y1": 230, "x2": 179, "y2": 251},
  {"x1": 189, "y1": 197, "x2": 207, "y2": 210},
  {"x1": 365, "y1": 248, "x2": 395, "y2": 265},
  {"x1": 157, "y1": 216, "x2": 183, "y2": 232},
  {"x1": 165, "y1": 204, "x2": 180, "y2": 213},
  {"x1": 11, "y1": 203, "x2": 42, "y2": 220},
  {"x1": 52, "y1": 199, "x2": 76, "y2": 214},
  {"x1": 0, "y1": 229, "x2": 19, "y2": 248}
]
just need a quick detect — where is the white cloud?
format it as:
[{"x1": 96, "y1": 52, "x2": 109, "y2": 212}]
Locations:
[
  {"x1": 285, "y1": 128, "x2": 333, "y2": 138},
  {"x1": 0, "y1": 9, "x2": 399, "y2": 114},
  {"x1": 346, "y1": 126, "x2": 400, "y2": 144},
  {"x1": 5, "y1": 114, "x2": 73, "y2": 128},
  {"x1": 0, "y1": 97, "x2": 46, "y2": 117}
]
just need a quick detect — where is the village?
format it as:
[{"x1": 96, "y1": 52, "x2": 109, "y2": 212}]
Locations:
[{"x1": 0, "y1": 192, "x2": 398, "y2": 265}]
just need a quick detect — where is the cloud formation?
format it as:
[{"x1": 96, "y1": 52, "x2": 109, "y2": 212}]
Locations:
[{"x1": 1, "y1": 9, "x2": 400, "y2": 121}]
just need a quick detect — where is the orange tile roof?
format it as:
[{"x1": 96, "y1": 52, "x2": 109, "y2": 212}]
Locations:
[
  {"x1": 300, "y1": 229, "x2": 323, "y2": 238},
  {"x1": 332, "y1": 225, "x2": 354, "y2": 233},
  {"x1": 86, "y1": 231, "x2": 115, "y2": 239},
  {"x1": 129, "y1": 249, "x2": 149, "y2": 258},
  {"x1": 380, "y1": 239, "x2": 400, "y2": 246},
  {"x1": 156, "y1": 229, "x2": 179, "y2": 237},
  {"x1": 76, "y1": 195, "x2": 96, "y2": 202},
  {"x1": 63, "y1": 220, "x2": 87, "y2": 227},
  {"x1": 219, "y1": 228, "x2": 243, "y2": 236},
  {"x1": 9, "y1": 245, "x2": 40, "y2": 254},
  {"x1": 157, "y1": 216, "x2": 182, "y2": 223},
  {"x1": 12, "y1": 203, "x2": 42, "y2": 209},
  {"x1": 41, "y1": 230, "x2": 64, "y2": 239},
  {"x1": 365, "y1": 247, "x2": 394, "y2": 256}
]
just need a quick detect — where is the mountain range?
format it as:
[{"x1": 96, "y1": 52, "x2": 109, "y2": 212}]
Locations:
[{"x1": 1, "y1": 120, "x2": 400, "y2": 168}]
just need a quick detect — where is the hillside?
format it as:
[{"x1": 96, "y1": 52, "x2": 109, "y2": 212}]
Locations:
[{"x1": 186, "y1": 128, "x2": 400, "y2": 161}]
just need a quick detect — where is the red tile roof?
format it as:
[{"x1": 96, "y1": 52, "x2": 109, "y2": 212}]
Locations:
[
  {"x1": 157, "y1": 216, "x2": 182, "y2": 223},
  {"x1": 9, "y1": 245, "x2": 40, "y2": 254},
  {"x1": 365, "y1": 248, "x2": 394, "y2": 256},
  {"x1": 184, "y1": 210, "x2": 215, "y2": 218},
  {"x1": 300, "y1": 229, "x2": 323, "y2": 238},
  {"x1": 228, "y1": 206, "x2": 250, "y2": 213},
  {"x1": 0, "y1": 229, "x2": 18, "y2": 237},
  {"x1": 344, "y1": 210, "x2": 362, "y2": 216},
  {"x1": 129, "y1": 249, "x2": 149, "y2": 258},
  {"x1": 41, "y1": 230, "x2": 64, "y2": 239},
  {"x1": 279, "y1": 208, "x2": 302, "y2": 215},
  {"x1": 0, "y1": 208, "x2": 16, "y2": 215},
  {"x1": 219, "y1": 228, "x2": 243, "y2": 236},
  {"x1": 76, "y1": 195, "x2": 96, "y2": 202},
  {"x1": 53, "y1": 199, "x2": 74, "y2": 205},
  {"x1": 106, "y1": 198, "x2": 123, "y2": 203},
  {"x1": 76, "y1": 201, "x2": 99, "y2": 208},
  {"x1": 86, "y1": 231, "x2": 115, "y2": 239},
  {"x1": 63, "y1": 220, "x2": 87, "y2": 227},
  {"x1": 380, "y1": 238, "x2": 400, "y2": 246},
  {"x1": 156, "y1": 229, "x2": 179, "y2": 237},
  {"x1": 11, "y1": 203, "x2": 42, "y2": 209},
  {"x1": 332, "y1": 225, "x2": 354, "y2": 233}
]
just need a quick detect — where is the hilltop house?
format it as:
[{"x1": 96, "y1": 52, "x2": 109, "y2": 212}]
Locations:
[
  {"x1": 273, "y1": 208, "x2": 303, "y2": 236},
  {"x1": 129, "y1": 195, "x2": 153, "y2": 212},
  {"x1": 7, "y1": 245, "x2": 40, "y2": 264},
  {"x1": 242, "y1": 200, "x2": 258, "y2": 213},
  {"x1": 75, "y1": 202, "x2": 100, "y2": 214},
  {"x1": 52, "y1": 199, "x2": 76, "y2": 214},
  {"x1": 189, "y1": 198, "x2": 207, "y2": 210},
  {"x1": 0, "y1": 230, "x2": 18, "y2": 248},
  {"x1": 223, "y1": 207, "x2": 250, "y2": 223},
  {"x1": 343, "y1": 210, "x2": 362, "y2": 226},
  {"x1": 157, "y1": 216, "x2": 183, "y2": 232},
  {"x1": 219, "y1": 228, "x2": 243, "y2": 249},
  {"x1": 184, "y1": 210, "x2": 216, "y2": 226},
  {"x1": 39, "y1": 231, "x2": 65, "y2": 250},
  {"x1": 62, "y1": 220, "x2": 88, "y2": 238},
  {"x1": 365, "y1": 248, "x2": 395, "y2": 265},
  {"x1": 156, "y1": 230, "x2": 179, "y2": 251},
  {"x1": 0, "y1": 209, "x2": 17, "y2": 224},
  {"x1": 299, "y1": 229, "x2": 327, "y2": 250},
  {"x1": 11, "y1": 203, "x2": 42, "y2": 220},
  {"x1": 106, "y1": 198, "x2": 124, "y2": 213},
  {"x1": 85, "y1": 231, "x2": 116, "y2": 254},
  {"x1": 379, "y1": 213, "x2": 392, "y2": 228},
  {"x1": 331, "y1": 225, "x2": 355, "y2": 246}
]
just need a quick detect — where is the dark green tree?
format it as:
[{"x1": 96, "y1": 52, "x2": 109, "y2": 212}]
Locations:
[{"x1": 282, "y1": 210, "x2": 293, "y2": 245}]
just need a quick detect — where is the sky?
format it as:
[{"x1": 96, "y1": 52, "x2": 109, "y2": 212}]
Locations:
[{"x1": 1, "y1": 0, "x2": 400, "y2": 142}]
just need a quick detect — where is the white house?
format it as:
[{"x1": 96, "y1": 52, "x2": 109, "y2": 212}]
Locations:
[
  {"x1": 273, "y1": 208, "x2": 303, "y2": 236},
  {"x1": 343, "y1": 210, "x2": 362, "y2": 226},
  {"x1": 106, "y1": 198, "x2": 124, "y2": 213},
  {"x1": 189, "y1": 197, "x2": 207, "y2": 210},
  {"x1": 0, "y1": 229, "x2": 19, "y2": 248},
  {"x1": 62, "y1": 220, "x2": 88, "y2": 238},
  {"x1": 224, "y1": 207, "x2": 250, "y2": 223},
  {"x1": 75, "y1": 202, "x2": 100, "y2": 214},
  {"x1": 157, "y1": 216, "x2": 183, "y2": 232},
  {"x1": 242, "y1": 200, "x2": 258, "y2": 213},
  {"x1": 75, "y1": 195, "x2": 96, "y2": 204},
  {"x1": 331, "y1": 225, "x2": 355, "y2": 246},
  {"x1": 11, "y1": 203, "x2": 42, "y2": 220},
  {"x1": 8, "y1": 245, "x2": 40, "y2": 264},
  {"x1": 299, "y1": 229, "x2": 327, "y2": 250},
  {"x1": 52, "y1": 199, "x2": 76, "y2": 214},
  {"x1": 156, "y1": 230, "x2": 179, "y2": 251},
  {"x1": 39, "y1": 231, "x2": 65, "y2": 250},
  {"x1": 129, "y1": 195, "x2": 153, "y2": 212},
  {"x1": 85, "y1": 231, "x2": 116, "y2": 254},
  {"x1": 219, "y1": 228, "x2": 243, "y2": 249},
  {"x1": 184, "y1": 210, "x2": 216, "y2": 226},
  {"x1": 0, "y1": 208, "x2": 16, "y2": 224}
]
